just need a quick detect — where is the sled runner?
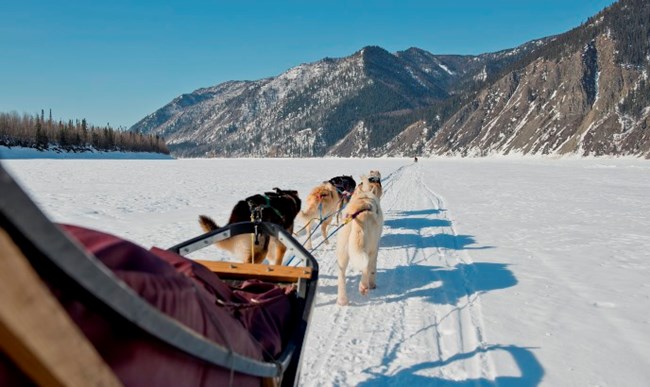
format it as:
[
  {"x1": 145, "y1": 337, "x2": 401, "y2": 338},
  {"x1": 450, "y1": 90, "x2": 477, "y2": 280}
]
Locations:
[{"x1": 0, "y1": 162, "x2": 318, "y2": 387}]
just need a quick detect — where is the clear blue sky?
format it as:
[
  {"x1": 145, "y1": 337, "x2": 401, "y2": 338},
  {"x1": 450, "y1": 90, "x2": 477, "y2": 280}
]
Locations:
[{"x1": 1, "y1": 0, "x2": 616, "y2": 129}]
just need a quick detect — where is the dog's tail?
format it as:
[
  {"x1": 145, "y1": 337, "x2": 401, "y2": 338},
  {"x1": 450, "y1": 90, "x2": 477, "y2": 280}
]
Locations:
[{"x1": 198, "y1": 215, "x2": 219, "y2": 233}]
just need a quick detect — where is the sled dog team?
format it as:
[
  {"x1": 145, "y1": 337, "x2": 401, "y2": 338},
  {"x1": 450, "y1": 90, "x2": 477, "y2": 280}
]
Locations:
[{"x1": 198, "y1": 171, "x2": 383, "y2": 305}]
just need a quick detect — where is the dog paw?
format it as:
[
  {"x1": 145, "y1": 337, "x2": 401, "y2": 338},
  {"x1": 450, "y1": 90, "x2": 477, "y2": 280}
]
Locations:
[
  {"x1": 337, "y1": 296, "x2": 349, "y2": 306},
  {"x1": 359, "y1": 283, "x2": 369, "y2": 295}
]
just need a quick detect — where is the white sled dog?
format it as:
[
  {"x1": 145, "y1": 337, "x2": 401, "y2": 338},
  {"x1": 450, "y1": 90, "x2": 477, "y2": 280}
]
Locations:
[{"x1": 336, "y1": 176, "x2": 384, "y2": 306}]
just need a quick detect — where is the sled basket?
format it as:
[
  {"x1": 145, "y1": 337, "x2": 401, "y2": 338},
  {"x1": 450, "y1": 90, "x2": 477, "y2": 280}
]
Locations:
[{"x1": 0, "y1": 162, "x2": 318, "y2": 387}]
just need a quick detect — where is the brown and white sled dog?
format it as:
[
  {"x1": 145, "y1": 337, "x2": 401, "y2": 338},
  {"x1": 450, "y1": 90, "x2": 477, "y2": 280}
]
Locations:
[
  {"x1": 198, "y1": 188, "x2": 301, "y2": 265},
  {"x1": 336, "y1": 176, "x2": 384, "y2": 306},
  {"x1": 296, "y1": 181, "x2": 341, "y2": 250}
]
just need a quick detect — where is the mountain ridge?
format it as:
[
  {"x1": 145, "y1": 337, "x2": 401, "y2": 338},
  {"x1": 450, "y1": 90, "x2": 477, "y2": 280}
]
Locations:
[{"x1": 130, "y1": 0, "x2": 650, "y2": 158}]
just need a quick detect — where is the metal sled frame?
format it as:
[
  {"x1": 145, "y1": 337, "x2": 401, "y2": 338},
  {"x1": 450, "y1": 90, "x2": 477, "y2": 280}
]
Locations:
[{"x1": 0, "y1": 163, "x2": 319, "y2": 386}]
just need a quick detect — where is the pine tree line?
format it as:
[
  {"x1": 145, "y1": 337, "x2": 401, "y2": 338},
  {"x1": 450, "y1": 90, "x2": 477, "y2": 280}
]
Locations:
[{"x1": 0, "y1": 110, "x2": 170, "y2": 154}]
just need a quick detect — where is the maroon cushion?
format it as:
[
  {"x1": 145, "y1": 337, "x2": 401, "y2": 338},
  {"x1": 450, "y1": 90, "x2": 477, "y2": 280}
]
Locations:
[
  {"x1": 232, "y1": 279, "x2": 296, "y2": 359},
  {"x1": 71, "y1": 225, "x2": 295, "y2": 360},
  {"x1": 149, "y1": 247, "x2": 295, "y2": 359}
]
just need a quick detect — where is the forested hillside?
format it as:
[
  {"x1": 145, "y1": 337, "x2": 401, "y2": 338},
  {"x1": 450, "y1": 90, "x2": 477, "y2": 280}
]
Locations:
[{"x1": 1, "y1": 110, "x2": 169, "y2": 154}]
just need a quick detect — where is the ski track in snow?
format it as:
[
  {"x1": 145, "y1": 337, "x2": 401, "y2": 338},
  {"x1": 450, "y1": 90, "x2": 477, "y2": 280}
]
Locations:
[{"x1": 301, "y1": 162, "x2": 494, "y2": 385}]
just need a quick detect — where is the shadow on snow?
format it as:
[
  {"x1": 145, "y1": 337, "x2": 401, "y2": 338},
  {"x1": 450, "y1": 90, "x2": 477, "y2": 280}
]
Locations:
[
  {"x1": 380, "y1": 232, "x2": 493, "y2": 251},
  {"x1": 358, "y1": 344, "x2": 544, "y2": 387},
  {"x1": 380, "y1": 215, "x2": 491, "y2": 250},
  {"x1": 384, "y1": 217, "x2": 452, "y2": 230},
  {"x1": 318, "y1": 262, "x2": 517, "y2": 306}
]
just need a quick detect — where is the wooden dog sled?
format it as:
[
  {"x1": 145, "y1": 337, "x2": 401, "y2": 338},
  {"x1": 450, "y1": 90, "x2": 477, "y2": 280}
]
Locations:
[{"x1": 0, "y1": 162, "x2": 318, "y2": 387}]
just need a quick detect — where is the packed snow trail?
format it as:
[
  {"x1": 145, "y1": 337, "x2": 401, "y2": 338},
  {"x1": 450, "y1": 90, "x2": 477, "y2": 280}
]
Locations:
[{"x1": 300, "y1": 162, "x2": 496, "y2": 385}]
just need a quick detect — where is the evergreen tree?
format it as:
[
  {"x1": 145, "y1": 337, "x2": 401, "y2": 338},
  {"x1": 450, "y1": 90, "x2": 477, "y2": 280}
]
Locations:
[{"x1": 35, "y1": 118, "x2": 48, "y2": 149}]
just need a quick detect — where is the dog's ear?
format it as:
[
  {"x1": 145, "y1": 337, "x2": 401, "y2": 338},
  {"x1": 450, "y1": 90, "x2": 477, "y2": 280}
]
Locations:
[{"x1": 358, "y1": 175, "x2": 370, "y2": 192}]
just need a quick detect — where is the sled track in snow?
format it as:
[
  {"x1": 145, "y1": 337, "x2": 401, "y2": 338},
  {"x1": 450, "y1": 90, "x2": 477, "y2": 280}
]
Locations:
[{"x1": 300, "y1": 162, "x2": 495, "y2": 385}]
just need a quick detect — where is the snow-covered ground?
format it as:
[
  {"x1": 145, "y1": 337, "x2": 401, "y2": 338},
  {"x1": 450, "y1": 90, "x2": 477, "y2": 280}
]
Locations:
[{"x1": 2, "y1": 157, "x2": 650, "y2": 386}]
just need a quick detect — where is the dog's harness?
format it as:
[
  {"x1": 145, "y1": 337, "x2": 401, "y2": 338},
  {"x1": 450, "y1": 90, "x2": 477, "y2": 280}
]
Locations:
[
  {"x1": 316, "y1": 185, "x2": 334, "y2": 222},
  {"x1": 342, "y1": 206, "x2": 373, "y2": 224},
  {"x1": 246, "y1": 195, "x2": 285, "y2": 257}
]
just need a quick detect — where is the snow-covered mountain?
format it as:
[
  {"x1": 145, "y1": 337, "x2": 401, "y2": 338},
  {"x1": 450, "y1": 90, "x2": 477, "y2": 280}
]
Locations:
[
  {"x1": 131, "y1": 0, "x2": 650, "y2": 158},
  {"x1": 130, "y1": 46, "x2": 535, "y2": 157}
]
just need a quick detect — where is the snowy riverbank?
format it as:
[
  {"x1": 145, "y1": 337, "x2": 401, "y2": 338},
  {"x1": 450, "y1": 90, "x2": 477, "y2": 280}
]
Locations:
[{"x1": 0, "y1": 145, "x2": 173, "y2": 160}]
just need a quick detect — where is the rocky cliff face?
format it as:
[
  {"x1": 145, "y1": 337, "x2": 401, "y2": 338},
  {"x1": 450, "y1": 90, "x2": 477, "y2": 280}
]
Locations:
[
  {"x1": 427, "y1": 33, "x2": 650, "y2": 157},
  {"x1": 425, "y1": 0, "x2": 650, "y2": 157}
]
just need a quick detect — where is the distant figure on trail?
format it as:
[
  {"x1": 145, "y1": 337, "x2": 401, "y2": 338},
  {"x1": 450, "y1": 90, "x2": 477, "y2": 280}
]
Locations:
[{"x1": 414, "y1": 156, "x2": 418, "y2": 163}]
